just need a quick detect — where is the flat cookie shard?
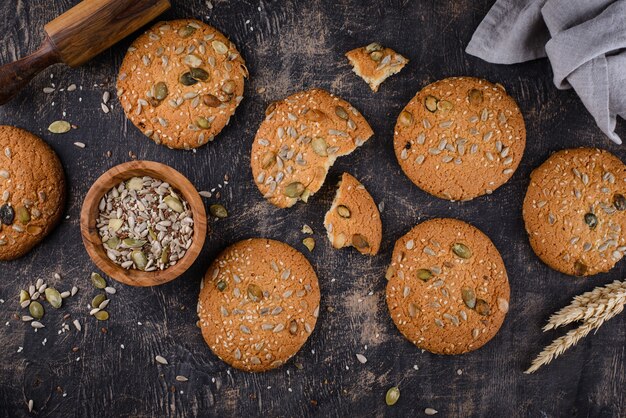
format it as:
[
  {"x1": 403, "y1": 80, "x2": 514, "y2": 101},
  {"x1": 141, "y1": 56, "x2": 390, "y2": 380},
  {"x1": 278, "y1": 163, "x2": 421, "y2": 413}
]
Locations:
[
  {"x1": 346, "y1": 43, "x2": 408, "y2": 92},
  {"x1": 251, "y1": 89, "x2": 374, "y2": 208},
  {"x1": 394, "y1": 76, "x2": 526, "y2": 201},
  {"x1": 0, "y1": 126, "x2": 66, "y2": 260},
  {"x1": 386, "y1": 218, "x2": 510, "y2": 355},
  {"x1": 324, "y1": 172, "x2": 382, "y2": 255},
  {"x1": 198, "y1": 238, "x2": 321, "y2": 372},
  {"x1": 118, "y1": 19, "x2": 248, "y2": 150},
  {"x1": 523, "y1": 148, "x2": 626, "y2": 276}
]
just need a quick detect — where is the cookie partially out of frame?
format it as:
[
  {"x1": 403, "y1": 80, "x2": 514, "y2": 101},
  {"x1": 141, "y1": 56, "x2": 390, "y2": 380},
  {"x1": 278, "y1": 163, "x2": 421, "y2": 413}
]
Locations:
[
  {"x1": 118, "y1": 19, "x2": 248, "y2": 150},
  {"x1": 393, "y1": 76, "x2": 525, "y2": 201},
  {"x1": 251, "y1": 88, "x2": 374, "y2": 208},
  {"x1": 345, "y1": 42, "x2": 408, "y2": 92},
  {"x1": 324, "y1": 172, "x2": 382, "y2": 255},
  {"x1": 386, "y1": 218, "x2": 510, "y2": 355},
  {"x1": 198, "y1": 238, "x2": 320, "y2": 372},
  {"x1": 0, "y1": 126, "x2": 65, "y2": 260},
  {"x1": 523, "y1": 148, "x2": 626, "y2": 276}
]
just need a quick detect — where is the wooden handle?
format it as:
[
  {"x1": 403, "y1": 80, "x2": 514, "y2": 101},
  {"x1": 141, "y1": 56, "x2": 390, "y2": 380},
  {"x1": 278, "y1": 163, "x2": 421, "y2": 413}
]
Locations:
[
  {"x1": 45, "y1": 0, "x2": 171, "y2": 67},
  {"x1": 0, "y1": 36, "x2": 61, "y2": 105}
]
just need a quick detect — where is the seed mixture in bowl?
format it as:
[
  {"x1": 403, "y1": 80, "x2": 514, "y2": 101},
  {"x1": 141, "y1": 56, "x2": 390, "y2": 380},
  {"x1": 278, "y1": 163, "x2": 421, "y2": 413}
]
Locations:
[{"x1": 97, "y1": 176, "x2": 194, "y2": 271}]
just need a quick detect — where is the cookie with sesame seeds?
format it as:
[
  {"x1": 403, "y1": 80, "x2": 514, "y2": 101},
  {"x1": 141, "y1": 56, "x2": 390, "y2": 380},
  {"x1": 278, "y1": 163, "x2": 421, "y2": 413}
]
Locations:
[
  {"x1": 523, "y1": 148, "x2": 626, "y2": 276},
  {"x1": 385, "y1": 218, "x2": 510, "y2": 355},
  {"x1": 117, "y1": 19, "x2": 248, "y2": 150},
  {"x1": 198, "y1": 238, "x2": 320, "y2": 372},
  {"x1": 393, "y1": 77, "x2": 525, "y2": 201},
  {"x1": 324, "y1": 172, "x2": 382, "y2": 255},
  {"x1": 345, "y1": 42, "x2": 409, "y2": 92},
  {"x1": 0, "y1": 126, "x2": 66, "y2": 260},
  {"x1": 251, "y1": 88, "x2": 374, "y2": 208}
]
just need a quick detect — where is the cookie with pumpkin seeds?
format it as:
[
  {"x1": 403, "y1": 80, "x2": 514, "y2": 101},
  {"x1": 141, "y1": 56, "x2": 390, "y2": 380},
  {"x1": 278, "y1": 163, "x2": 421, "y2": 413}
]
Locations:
[
  {"x1": 198, "y1": 238, "x2": 320, "y2": 372},
  {"x1": 251, "y1": 88, "x2": 374, "y2": 208},
  {"x1": 394, "y1": 76, "x2": 525, "y2": 201},
  {"x1": 345, "y1": 42, "x2": 409, "y2": 92},
  {"x1": 0, "y1": 126, "x2": 66, "y2": 260},
  {"x1": 385, "y1": 218, "x2": 510, "y2": 355},
  {"x1": 523, "y1": 148, "x2": 626, "y2": 276},
  {"x1": 324, "y1": 172, "x2": 382, "y2": 255},
  {"x1": 117, "y1": 19, "x2": 248, "y2": 150}
]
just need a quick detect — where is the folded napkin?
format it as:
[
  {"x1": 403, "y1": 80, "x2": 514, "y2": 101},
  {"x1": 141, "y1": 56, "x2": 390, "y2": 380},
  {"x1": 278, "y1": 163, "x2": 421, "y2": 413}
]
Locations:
[{"x1": 466, "y1": 0, "x2": 626, "y2": 144}]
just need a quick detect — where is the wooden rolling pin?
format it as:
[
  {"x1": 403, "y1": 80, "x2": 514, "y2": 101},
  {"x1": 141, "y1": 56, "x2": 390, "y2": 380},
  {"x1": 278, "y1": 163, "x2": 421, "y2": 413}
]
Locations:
[{"x1": 0, "y1": 0, "x2": 170, "y2": 105}]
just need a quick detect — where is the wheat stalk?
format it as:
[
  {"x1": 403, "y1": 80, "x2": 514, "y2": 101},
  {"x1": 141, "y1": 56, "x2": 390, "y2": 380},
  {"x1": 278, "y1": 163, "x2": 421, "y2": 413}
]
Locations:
[{"x1": 525, "y1": 280, "x2": 626, "y2": 374}]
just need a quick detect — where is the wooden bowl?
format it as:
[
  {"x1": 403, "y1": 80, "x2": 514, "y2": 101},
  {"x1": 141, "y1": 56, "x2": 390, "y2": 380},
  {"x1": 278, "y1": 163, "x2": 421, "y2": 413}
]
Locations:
[{"x1": 80, "y1": 160, "x2": 207, "y2": 286}]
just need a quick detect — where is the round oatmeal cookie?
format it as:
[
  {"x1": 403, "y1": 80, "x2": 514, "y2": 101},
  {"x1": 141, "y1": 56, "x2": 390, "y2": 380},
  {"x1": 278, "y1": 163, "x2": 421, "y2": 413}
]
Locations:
[
  {"x1": 393, "y1": 76, "x2": 525, "y2": 201},
  {"x1": 0, "y1": 126, "x2": 65, "y2": 260},
  {"x1": 523, "y1": 148, "x2": 626, "y2": 276},
  {"x1": 117, "y1": 19, "x2": 248, "y2": 150},
  {"x1": 324, "y1": 172, "x2": 382, "y2": 255},
  {"x1": 198, "y1": 238, "x2": 321, "y2": 372},
  {"x1": 251, "y1": 88, "x2": 374, "y2": 208},
  {"x1": 385, "y1": 218, "x2": 510, "y2": 355}
]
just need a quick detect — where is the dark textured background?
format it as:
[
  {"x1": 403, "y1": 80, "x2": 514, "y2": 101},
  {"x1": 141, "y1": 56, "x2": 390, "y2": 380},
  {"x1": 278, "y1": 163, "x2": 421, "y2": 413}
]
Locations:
[{"x1": 0, "y1": 0, "x2": 625, "y2": 417}]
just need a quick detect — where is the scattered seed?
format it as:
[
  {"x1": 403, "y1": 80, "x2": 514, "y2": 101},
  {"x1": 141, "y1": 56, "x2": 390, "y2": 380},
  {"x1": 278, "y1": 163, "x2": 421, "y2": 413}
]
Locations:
[
  {"x1": 91, "y1": 272, "x2": 106, "y2": 289},
  {"x1": 94, "y1": 311, "x2": 109, "y2": 321},
  {"x1": 209, "y1": 204, "x2": 228, "y2": 218},
  {"x1": 356, "y1": 353, "x2": 367, "y2": 364},
  {"x1": 303, "y1": 237, "x2": 315, "y2": 252},
  {"x1": 386, "y1": 386, "x2": 400, "y2": 406},
  {"x1": 155, "y1": 355, "x2": 169, "y2": 365},
  {"x1": 92, "y1": 294, "x2": 106, "y2": 309},
  {"x1": 44, "y1": 288, "x2": 62, "y2": 308},
  {"x1": 176, "y1": 375, "x2": 189, "y2": 382},
  {"x1": 425, "y1": 408, "x2": 438, "y2": 415},
  {"x1": 31, "y1": 321, "x2": 45, "y2": 329},
  {"x1": 29, "y1": 301, "x2": 44, "y2": 319}
]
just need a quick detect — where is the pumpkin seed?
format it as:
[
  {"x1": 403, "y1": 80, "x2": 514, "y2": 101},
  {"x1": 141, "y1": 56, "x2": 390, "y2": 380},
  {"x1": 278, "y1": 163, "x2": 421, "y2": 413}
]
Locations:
[
  {"x1": 29, "y1": 301, "x2": 44, "y2": 319},
  {"x1": 131, "y1": 250, "x2": 148, "y2": 270},
  {"x1": 247, "y1": 284, "x2": 263, "y2": 302},
  {"x1": 160, "y1": 246, "x2": 170, "y2": 264},
  {"x1": 352, "y1": 234, "x2": 369, "y2": 250},
  {"x1": 475, "y1": 299, "x2": 490, "y2": 316},
  {"x1": 289, "y1": 319, "x2": 298, "y2": 335},
  {"x1": 190, "y1": 67, "x2": 209, "y2": 81},
  {"x1": 386, "y1": 386, "x2": 400, "y2": 406},
  {"x1": 91, "y1": 272, "x2": 106, "y2": 289},
  {"x1": 108, "y1": 218, "x2": 123, "y2": 232},
  {"x1": 92, "y1": 294, "x2": 106, "y2": 309},
  {"x1": 211, "y1": 40, "x2": 228, "y2": 54},
  {"x1": 94, "y1": 310, "x2": 109, "y2": 321},
  {"x1": 105, "y1": 237, "x2": 120, "y2": 249},
  {"x1": 451, "y1": 243, "x2": 472, "y2": 259},
  {"x1": 153, "y1": 82, "x2": 168, "y2": 101},
  {"x1": 0, "y1": 203, "x2": 15, "y2": 225},
  {"x1": 468, "y1": 89, "x2": 483, "y2": 105},
  {"x1": 613, "y1": 194, "x2": 626, "y2": 211},
  {"x1": 284, "y1": 182, "x2": 305, "y2": 198},
  {"x1": 178, "y1": 25, "x2": 196, "y2": 38},
  {"x1": 164, "y1": 195, "x2": 184, "y2": 213},
  {"x1": 203, "y1": 94, "x2": 221, "y2": 107},
  {"x1": 303, "y1": 237, "x2": 315, "y2": 252},
  {"x1": 584, "y1": 213, "x2": 598, "y2": 229},
  {"x1": 122, "y1": 238, "x2": 146, "y2": 248},
  {"x1": 461, "y1": 287, "x2": 476, "y2": 309},
  {"x1": 48, "y1": 120, "x2": 71, "y2": 134},
  {"x1": 370, "y1": 51, "x2": 383, "y2": 61},
  {"x1": 574, "y1": 260, "x2": 588, "y2": 276},
  {"x1": 416, "y1": 269, "x2": 433, "y2": 281},
  {"x1": 127, "y1": 177, "x2": 143, "y2": 190},
  {"x1": 44, "y1": 288, "x2": 62, "y2": 308},
  {"x1": 311, "y1": 137, "x2": 328, "y2": 156},
  {"x1": 261, "y1": 151, "x2": 275, "y2": 169},
  {"x1": 221, "y1": 80, "x2": 236, "y2": 94},
  {"x1": 335, "y1": 106, "x2": 348, "y2": 120},
  {"x1": 196, "y1": 116, "x2": 211, "y2": 129},
  {"x1": 183, "y1": 54, "x2": 202, "y2": 68},
  {"x1": 398, "y1": 110, "x2": 413, "y2": 126},
  {"x1": 337, "y1": 205, "x2": 351, "y2": 218},
  {"x1": 216, "y1": 280, "x2": 227, "y2": 291},
  {"x1": 207, "y1": 204, "x2": 227, "y2": 218},
  {"x1": 437, "y1": 100, "x2": 453, "y2": 112},
  {"x1": 16, "y1": 206, "x2": 30, "y2": 224},
  {"x1": 19, "y1": 290, "x2": 30, "y2": 303},
  {"x1": 179, "y1": 72, "x2": 198, "y2": 86},
  {"x1": 365, "y1": 42, "x2": 383, "y2": 52},
  {"x1": 424, "y1": 95, "x2": 438, "y2": 112},
  {"x1": 26, "y1": 225, "x2": 42, "y2": 235}
]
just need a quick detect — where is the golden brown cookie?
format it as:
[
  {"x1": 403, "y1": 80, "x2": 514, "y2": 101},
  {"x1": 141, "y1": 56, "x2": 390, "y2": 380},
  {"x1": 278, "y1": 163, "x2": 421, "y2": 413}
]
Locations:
[
  {"x1": 198, "y1": 238, "x2": 320, "y2": 372},
  {"x1": 523, "y1": 148, "x2": 626, "y2": 276},
  {"x1": 118, "y1": 19, "x2": 248, "y2": 150},
  {"x1": 386, "y1": 218, "x2": 510, "y2": 355},
  {"x1": 324, "y1": 172, "x2": 382, "y2": 255},
  {"x1": 0, "y1": 126, "x2": 65, "y2": 260},
  {"x1": 345, "y1": 43, "x2": 408, "y2": 92},
  {"x1": 393, "y1": 77, "x2": 525, "y2": 200},
  {"x1": 251, "y1": 89, "x2": 374, "y2": 208}
]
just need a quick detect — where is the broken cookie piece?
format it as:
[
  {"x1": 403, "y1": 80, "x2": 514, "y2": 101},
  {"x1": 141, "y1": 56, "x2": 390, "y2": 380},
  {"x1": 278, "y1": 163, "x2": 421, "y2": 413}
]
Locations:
[
  {"x1": 324, "y1": 173, "x2": 382, "y2": 255},
  {"x1": 346, "y1": 43, "x2": 408, "y2": 92},
  {"x1": 251, "y1": 89, "x2": 374, "y2": 208}
]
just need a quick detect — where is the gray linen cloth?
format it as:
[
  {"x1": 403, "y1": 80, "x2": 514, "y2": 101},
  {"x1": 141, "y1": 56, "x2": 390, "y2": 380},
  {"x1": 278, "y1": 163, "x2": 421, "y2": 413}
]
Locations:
[{"x1": 466, "y1": 0, "x2": 626, "y2": 144}]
